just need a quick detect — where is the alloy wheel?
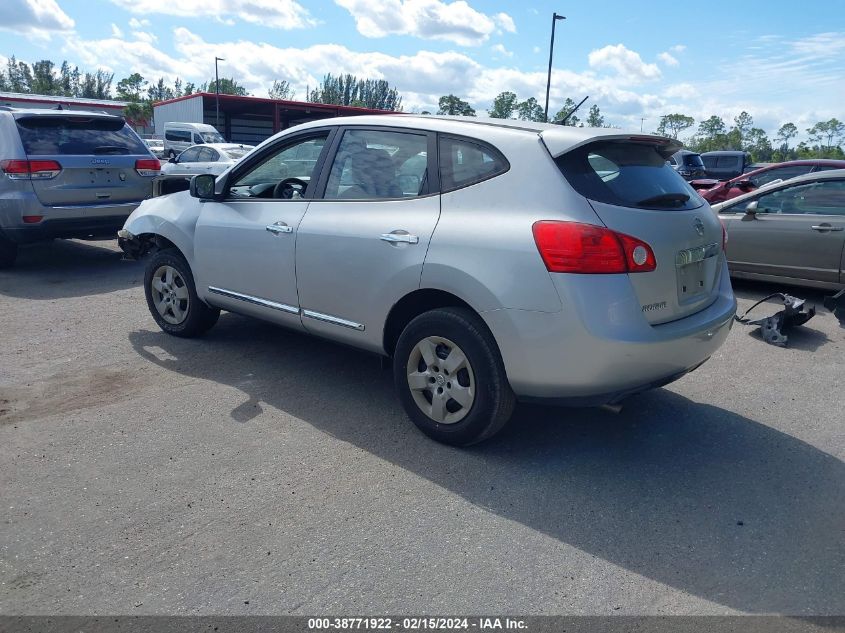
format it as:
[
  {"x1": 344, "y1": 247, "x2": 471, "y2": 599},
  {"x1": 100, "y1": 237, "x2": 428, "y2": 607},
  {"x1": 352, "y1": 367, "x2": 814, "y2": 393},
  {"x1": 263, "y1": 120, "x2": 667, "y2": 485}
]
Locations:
[
  {"x1": 406, "y1": 335, "x2": 475, "y2": 424},
  {"x1": 150, "y1": 265, "x2": 190, "y2": 325}
]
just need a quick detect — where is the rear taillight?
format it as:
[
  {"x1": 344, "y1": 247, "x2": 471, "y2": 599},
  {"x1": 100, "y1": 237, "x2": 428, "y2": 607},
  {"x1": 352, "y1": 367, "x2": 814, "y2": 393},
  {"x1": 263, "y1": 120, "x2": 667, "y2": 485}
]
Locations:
[
  {"x1": 532, "y1": 221, "x2": 657, "y2": 274},
  {"x1": 0, "y1": 159, "x2": 62, "y2": 180},
  {"x1": 23, "y1": 215, "x2": 43, "y2": 224},
  {"x1": 135, "y1": 158, "x2": 161, "y2": 177}
]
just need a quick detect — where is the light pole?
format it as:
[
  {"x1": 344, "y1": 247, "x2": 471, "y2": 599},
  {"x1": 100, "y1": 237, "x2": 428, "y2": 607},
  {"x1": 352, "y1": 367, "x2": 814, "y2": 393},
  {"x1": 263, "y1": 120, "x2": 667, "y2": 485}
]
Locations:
[
  {"x1": 544, "y1": 12, "x2": 565, "y2": 123},
  {"x1": 214, "y1": 56, "x2": 225, "y2": 134}
]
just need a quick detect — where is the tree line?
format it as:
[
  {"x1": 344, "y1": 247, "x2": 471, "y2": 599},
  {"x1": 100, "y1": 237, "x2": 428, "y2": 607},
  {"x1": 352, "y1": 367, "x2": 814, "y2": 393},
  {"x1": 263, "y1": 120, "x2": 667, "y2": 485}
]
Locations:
[{"x1": 655, "y1": 112, "x2": 844, "y2": 161}]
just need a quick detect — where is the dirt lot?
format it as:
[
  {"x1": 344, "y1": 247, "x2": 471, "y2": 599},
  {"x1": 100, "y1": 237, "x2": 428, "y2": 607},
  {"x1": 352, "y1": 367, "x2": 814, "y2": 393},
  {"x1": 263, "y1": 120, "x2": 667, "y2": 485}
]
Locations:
[{"x1": 1, "y1": 239, "x2": 843, "y2": 615}]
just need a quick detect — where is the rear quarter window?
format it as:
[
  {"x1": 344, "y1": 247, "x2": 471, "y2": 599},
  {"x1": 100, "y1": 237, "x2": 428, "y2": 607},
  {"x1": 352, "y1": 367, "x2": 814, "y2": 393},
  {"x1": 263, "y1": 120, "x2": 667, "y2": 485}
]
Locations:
[
  {"x1": 16, "y1": 116, "x2": 148, "y2": 156},
  {"x1": 557, "y1": 141, "x2": 705, "y2": 210},
  {"x1": 439, "y1": 136, "x2": 508, "y2": 192}
]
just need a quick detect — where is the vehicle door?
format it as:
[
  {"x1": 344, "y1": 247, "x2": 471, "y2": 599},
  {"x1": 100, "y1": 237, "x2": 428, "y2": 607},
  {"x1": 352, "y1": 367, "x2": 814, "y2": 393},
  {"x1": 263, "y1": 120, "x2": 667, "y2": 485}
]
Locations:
[
  {"x1": 720, "y1": 178, "x2": 845, "y2": 284},
  {"x1": 194, "y1": 146, "x2": 219, "y2": 175},
  {"x1": 295, "y1": 127, "x2": 439, "y2": 351},
  {"x1": 169, "y1": 146, "x2": 201, "y2": 174},
  {"x1": 193, "y1": 129, "x2": 334, "y2": 329}
]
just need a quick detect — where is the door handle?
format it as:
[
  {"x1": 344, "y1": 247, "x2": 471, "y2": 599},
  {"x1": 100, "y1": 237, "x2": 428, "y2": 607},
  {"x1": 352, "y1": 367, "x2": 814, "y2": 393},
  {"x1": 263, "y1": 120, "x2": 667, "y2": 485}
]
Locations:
[
  {"x1": 266, "y1": 222, "x2": 293, "y2": 235},
  {"x1": 380, "y1": 232, "x2": 419, "y2": 244},
  {"x1": 810, "y1": 225, "x2": 844, "y2": 232}
]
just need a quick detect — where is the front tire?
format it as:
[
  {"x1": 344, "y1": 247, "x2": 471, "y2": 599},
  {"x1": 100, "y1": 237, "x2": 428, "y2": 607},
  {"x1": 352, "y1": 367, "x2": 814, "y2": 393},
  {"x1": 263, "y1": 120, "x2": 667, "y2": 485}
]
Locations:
[
  {"x1": 144, "y1": 248, "x2": 219, "y2": 337},
  {"x1": 0, "y1": 236, "x2": 17, "y2": 269},
  {"x1": 393, "y1": 307, "x2": 515, "y2": 446}
]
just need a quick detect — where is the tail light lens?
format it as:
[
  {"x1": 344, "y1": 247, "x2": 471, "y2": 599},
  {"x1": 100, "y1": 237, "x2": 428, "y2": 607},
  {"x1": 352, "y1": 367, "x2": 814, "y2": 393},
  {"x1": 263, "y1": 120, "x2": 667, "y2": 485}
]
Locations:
[
  {"x1": 532, "y1": 221, "x2": 657, "y2": 274},
  {"x1": 23, "y1": 215, "x2": 44, "y2": 223},
  {"x1": 0, "y1": 159, "x2": 62, "y2": 180},
  {"x1": 135, "y1": 159, "x2": 161, "y2": 177}
]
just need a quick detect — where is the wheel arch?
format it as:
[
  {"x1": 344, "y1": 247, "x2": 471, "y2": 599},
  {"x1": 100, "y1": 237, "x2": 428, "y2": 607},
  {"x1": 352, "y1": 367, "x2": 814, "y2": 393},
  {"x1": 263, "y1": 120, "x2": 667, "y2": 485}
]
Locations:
[{"x1": 383, "y1": 288, "x2": 479, "y2": 357}]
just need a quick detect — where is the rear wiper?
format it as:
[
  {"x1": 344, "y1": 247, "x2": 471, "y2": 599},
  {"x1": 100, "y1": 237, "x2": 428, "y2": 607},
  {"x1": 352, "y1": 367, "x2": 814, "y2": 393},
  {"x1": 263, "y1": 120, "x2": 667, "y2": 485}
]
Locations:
[
  {"x1": 637, "y1": 193, "x2": 690, "y2": 207},
  {"x1": 93, "y1": 145, "x2": 129, "y2": 154}
]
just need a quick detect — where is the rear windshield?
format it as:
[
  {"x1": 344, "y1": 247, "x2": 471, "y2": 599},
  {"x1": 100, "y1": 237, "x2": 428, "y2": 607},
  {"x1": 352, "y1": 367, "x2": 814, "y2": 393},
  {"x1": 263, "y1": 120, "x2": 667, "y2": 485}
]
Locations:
[
  {"x1": 224, "y1": 147, "x2": 252, "y2": 159},
  {"x1": 557, "y1": 141, "x2": 705, "y2": 210},
  {"x1": 16, "y1": 116, "x2": 148, "y2": 156},
  {"x1": 683, "y1": 154, "x2": 705, "y2": 168}
]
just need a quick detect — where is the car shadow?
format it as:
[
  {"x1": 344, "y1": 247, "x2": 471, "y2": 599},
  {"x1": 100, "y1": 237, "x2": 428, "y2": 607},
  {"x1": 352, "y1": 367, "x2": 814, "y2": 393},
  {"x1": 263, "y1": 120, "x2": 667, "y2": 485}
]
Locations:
[
  {"x1": 0, "y1": 239, "x2": 143, "y2": 300},
  {"x1": 128, "y1": 315, "x2": 844, "y2": 615}
]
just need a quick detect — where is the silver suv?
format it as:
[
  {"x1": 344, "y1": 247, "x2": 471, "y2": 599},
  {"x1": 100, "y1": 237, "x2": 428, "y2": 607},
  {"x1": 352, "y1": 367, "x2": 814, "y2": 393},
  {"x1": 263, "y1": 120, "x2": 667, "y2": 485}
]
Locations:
[
  {"x1": 119, "y1": 115, "x2": 736, "y2": 445},
  {"x1": 0, "y1": 107, "x2": 159, "y2": 267}
]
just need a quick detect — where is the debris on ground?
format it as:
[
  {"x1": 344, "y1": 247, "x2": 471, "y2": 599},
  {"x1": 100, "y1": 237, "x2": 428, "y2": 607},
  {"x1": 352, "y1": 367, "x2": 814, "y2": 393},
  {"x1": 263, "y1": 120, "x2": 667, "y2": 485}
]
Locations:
[{"x1": 735, "y1": 293, "x2": 816, "y2": 347}]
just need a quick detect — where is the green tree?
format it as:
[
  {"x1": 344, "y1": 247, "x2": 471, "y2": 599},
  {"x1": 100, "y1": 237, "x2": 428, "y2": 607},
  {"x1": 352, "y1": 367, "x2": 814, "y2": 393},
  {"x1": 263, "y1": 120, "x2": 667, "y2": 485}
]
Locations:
[
  {"x1": 775, "y1": 122, "x2": 798, "y2": 155},
  {"x1": 116, "y1": 72, "x2": 146, "y2": 101},
  {"x1": 488, "y1": 91, "x2": 518, "y2": 119},
  {"x1": 516, "y1": 96, "x2": 544, "y2": 122},
  {"x1": 732, "y1": 111, "x2": 754, "y2": 148},
  {"x1": 268, "y1": 79, "x2": 295, "y2": 100},
  {"x1": 586, "y1": 104, "x2": 606, "y2": 128},
  {"x1": 437, "y1": 94, "x2": 475, "y2": 116},
  {"x1": 656, "y1": 113, "x2": 694, "y2": 139},
  {"x1": 553, "y1": 98, "x2": 580, "y2": 126},
  {"x1": 31, "y1": 60, "x2": 59, "y2": 95},
  {"x1": 201, "y1": 77, "x2": 248, "y2": 96},
  {"x1": 309, "y1": 74, "x2": 402, "y2": 110},
  {"x1": 807, "y1": 118, "x2": 845, "y2": 155},
  {"x1": 746, "y1": 127, "x2": 773, "y2": 162},
  {"x1": 147, "y1": 77, "x2": 174, "y2": 102}
]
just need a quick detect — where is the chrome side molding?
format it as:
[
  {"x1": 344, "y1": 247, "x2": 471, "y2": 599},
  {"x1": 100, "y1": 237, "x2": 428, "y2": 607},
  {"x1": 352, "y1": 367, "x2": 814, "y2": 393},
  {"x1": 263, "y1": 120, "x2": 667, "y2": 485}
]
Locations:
[
  {"x1": 301, "y1": 309, "x2": 365, "y2": 331},
  {"x1": 208, "y1": 286, "x2": 299, "y2": 315}
]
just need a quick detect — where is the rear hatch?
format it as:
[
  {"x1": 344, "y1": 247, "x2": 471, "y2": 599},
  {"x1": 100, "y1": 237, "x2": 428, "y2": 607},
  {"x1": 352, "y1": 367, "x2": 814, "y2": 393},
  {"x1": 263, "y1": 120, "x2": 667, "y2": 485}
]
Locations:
[
  {"x1": 546, "y1": 134, "x2": 724, "y2": 325},
  {"x1": 14, "y1": 114, "x2": 155, "y2": 206}
]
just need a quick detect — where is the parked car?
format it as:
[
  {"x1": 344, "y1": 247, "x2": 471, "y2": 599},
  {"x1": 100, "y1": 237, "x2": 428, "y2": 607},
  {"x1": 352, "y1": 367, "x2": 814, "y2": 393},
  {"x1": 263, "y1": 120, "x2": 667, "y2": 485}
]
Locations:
[
  {"x1": 713, "y1": 169, "x2": 845, "y2": 290},
  {"x1": 161, "y1": 143, "x2": 255, "y2": 176},
  {"x1": 668, "y1": 150, "x2": 706, "y2": 180},
  {"x1": 119, "y1": 116, "x2": 735, "y2": 445},
  {"x1": 694, "y1": 159, "x2": 845, "y2": 204},
  {"x1": 0, "y1": 107, "x2": 159, "y2": 268},
  {"x1": 144, "y1": 138, "x2": 167, "y2": 159},
  {"x1": 162, "y1": 122, "x2": 224, "y2": 159},
  {"x1": 701, "y1": 151, "x2": 753, "y2": 180}
]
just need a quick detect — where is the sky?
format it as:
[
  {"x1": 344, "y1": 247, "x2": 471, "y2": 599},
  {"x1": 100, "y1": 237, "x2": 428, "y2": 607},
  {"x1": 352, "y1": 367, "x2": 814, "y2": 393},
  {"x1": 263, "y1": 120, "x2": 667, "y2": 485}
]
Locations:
[{"x1": 1, "y1": 0, "x2": 844, "y2": 141}]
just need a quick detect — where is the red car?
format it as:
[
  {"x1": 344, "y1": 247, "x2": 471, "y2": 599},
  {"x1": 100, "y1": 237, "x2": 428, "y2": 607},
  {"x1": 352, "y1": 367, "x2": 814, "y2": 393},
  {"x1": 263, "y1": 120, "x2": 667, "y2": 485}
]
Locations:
[{"x1": 692, "y1": 159, "x2": 845, "y2": 204}]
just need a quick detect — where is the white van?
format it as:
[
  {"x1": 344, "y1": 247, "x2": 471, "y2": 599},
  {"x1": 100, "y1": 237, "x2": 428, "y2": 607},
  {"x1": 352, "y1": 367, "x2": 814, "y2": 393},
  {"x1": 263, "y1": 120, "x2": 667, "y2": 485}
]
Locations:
[{"x1": 163, "y1": 122, "x2": 225, "y2": 159}]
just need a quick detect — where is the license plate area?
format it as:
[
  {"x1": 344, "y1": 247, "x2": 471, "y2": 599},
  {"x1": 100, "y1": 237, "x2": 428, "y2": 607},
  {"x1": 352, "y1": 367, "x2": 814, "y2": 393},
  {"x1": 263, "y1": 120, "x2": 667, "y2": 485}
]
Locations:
[
  {"x1": 676, "y1": 243, "x2": 719, "y2": 304},
  {"x1": 88, "y1": 169, "x2": 116, "y2": 184}
]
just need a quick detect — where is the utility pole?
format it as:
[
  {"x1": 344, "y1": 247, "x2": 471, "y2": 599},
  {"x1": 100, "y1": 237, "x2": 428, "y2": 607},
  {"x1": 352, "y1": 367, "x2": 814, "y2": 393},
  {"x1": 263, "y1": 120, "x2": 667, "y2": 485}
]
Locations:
[
  {"x1": 641, "y1": 117, "x2": 646, "y2": 132},
  {"x1": 214, "y1": 56, "x2": 225, "y2": 134},
  {"x1": 544, "y1": 12, "x2": 566, "y2": 122}
]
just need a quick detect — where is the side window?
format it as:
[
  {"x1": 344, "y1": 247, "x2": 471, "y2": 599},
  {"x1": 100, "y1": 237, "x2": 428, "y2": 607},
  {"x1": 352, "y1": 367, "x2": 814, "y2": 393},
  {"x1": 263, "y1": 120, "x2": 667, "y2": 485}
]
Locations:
[
  {"x1": 228, "y1": 133, "x2": 329, "y2": 198},
  {"x1": 197, "y1": 147, "x2": 216, "y2": 162},
  {"x1": 178, "y1": 147, "x2": 201, "y2": 162},
  {"x1": 439, "y1": 136, "x2": 508, "y2": 192},
  {"x1": 323, "y1": 129, "x2": 428, "y2": 200},
  {"x1": 166, "y1": 130, "x2": 191, "y2": 143},
  {"x1": 814, "y1": 164, "x2": 844, "y2": 173},
  {"x1": 193, "y1": 133, "x2": 203, "y2": 144},
  {"x1": 751, "y1": 165, "x2": 812, "y2": 187},
  {"x1": 752, "y1": 180, "x2": 845, "y2": 215}
]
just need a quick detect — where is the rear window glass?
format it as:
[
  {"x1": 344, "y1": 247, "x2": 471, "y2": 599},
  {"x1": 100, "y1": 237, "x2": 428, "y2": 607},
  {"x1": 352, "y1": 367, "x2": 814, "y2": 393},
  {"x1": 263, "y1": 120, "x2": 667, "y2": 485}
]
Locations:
[
  {"x1": 683, "y1": 154, "x2": 705, "y2": 168},
  {"x1": 557, "y1": 141, "x2": 705, "y2": 210},
  {"x1": 16, "y1": 116, "x2": 148, "y2": 156},
  {"x1": 439, "y1": 136, "x2": 508, "y2": 192}
]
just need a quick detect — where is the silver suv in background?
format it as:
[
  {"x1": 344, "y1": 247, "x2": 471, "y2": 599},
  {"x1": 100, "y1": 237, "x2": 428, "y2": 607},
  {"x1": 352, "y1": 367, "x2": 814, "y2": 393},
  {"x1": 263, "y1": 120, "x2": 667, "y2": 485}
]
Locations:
[
  {"x1": 120, "y1": 115, "x2": 736, "y2": 445},
  {"x1": 0, "y1": 107, "x2": 159, "y2": 267}
]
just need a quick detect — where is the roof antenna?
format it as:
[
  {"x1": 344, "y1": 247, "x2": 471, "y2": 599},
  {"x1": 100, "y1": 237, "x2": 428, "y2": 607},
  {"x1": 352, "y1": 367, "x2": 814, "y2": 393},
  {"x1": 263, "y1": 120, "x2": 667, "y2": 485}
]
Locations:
[{"x1": 556, "y1": 95, "x2": 588, "y2": 125}]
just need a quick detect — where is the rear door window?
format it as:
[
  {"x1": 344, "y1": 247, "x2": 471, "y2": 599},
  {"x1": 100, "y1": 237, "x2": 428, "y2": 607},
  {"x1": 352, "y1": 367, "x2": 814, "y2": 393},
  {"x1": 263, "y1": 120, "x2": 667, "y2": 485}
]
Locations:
[
  {"x1": 16, "y1": 116, "x2": 148, "y2": 156},
  {"x1": 165, "y1": 129, "x2": 192, "y2": 142},
  {"x1": 178, "y1": 147, "x2": 201, "y2": 163},
  {"x1": 439, "y1": 136, "x2": 508, "y2": 192},
  {"x1": 557, "y1": 141, "x2": 705, "y2": 210}
]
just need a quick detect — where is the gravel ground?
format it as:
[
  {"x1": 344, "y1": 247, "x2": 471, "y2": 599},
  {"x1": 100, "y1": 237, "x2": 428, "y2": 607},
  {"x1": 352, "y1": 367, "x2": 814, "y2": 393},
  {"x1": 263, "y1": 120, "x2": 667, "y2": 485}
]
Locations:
[{"x1": 1, "y1": 239, "x2": 843, "y2": 616}]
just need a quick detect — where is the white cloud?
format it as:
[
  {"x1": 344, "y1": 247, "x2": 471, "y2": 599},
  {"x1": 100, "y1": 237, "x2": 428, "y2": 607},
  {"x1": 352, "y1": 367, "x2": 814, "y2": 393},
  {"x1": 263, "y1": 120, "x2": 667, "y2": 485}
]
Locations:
[
  {"x1": 0, "y1": 0, "x2": 74, "y2": 36},
  {"x1": 588, "y1": 44, "x2": 661, "y2": 81},
  {"x1": 532, "y1": 46, "x2": 540, "y2": 54},
  {"x1": 657, "y1": 51, "x2": 679, "y2": 67},
  {"x1": 670, "y1": 44, "x2": 686, "y2": 53},
  {"x1": 107, "y1": 0, "x2": 315, "y2": 30},
  {"x1": 111, "y1": 23, "x2": 124, "y2": 38},
  {"x1": 491, "y1": 44, "x2": 512, "y2": 58},
  {"x1": 128, "y1": 17, "x2": 151, "y2": 28},
  {"x1": 334, "y1": 0, "x2": 513, "y2": 46},
  {"x1": 494, "y1": 12, "x2": 516, "y2": 33},
  {"x1": 790, "y1": 32, "x2": 845, "y2": 57}
]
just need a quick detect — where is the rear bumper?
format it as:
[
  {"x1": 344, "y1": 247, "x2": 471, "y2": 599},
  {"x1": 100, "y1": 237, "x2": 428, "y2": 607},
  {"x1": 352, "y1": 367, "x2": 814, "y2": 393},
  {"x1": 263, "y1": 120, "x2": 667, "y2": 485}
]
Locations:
[
  {"x1": 482, "y1": 261, "x2": 737, "y2": 402},
  {"x1": 0, "y1": 195, "x2": 140, "y2": 243}
]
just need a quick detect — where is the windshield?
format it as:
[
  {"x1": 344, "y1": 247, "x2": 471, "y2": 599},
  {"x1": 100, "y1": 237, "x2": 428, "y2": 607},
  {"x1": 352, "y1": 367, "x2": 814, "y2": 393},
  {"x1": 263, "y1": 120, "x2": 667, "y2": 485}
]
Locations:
[
  {"x1": 557, "y1": 141, "x2": 705, "y2": 210},
  {"x1": 201, "y1": 132, "x2": 225, "y2": 143},
  {"x1": 684, "y1": 154, "x2": 705, "y2": 168}
]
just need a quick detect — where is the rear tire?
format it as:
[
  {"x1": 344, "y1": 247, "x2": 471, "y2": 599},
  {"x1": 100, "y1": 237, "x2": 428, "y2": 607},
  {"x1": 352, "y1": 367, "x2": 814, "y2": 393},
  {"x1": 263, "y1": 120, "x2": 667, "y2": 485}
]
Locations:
[
  {"x1": 0, "y1": 236, "x2": 18, "y2": 269},
  {"x1": 144, "y1": 248, "x2": 219, "y2": 337},
  {"x1": 393, "y1": 307, "x2": 515, "y2": 446}
]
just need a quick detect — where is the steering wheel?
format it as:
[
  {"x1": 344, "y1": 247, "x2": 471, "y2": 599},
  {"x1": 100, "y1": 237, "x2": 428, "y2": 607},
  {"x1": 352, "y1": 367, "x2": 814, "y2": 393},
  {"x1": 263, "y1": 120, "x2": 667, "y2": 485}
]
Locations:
[{"x1": 273, "y1": 177, "x2": 308, "y2": 199}]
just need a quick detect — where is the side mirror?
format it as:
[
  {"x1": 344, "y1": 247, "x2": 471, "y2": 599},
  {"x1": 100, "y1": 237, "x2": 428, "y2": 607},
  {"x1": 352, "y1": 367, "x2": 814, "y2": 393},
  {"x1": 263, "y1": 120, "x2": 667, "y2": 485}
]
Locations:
[
  {"x1": 168, "y1": 156, "x2": 177, "y2": 164},
  {"x1": 190, "y1": 173, "x2": 217, "y2": 200},
  {"x1": 744, "y1": 200, "x2": 759, "y2": 216}
]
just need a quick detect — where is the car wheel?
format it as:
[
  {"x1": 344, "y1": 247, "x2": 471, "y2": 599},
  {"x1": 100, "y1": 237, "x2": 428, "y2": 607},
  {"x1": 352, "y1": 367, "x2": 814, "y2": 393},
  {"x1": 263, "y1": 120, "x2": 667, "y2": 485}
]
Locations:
[
  {"x1": 144, "y1": 248, "x2": 220, "y2": 337},
  {"x1": 393, "y1": 307, "x2": 515, "y2": 446},
  {"x1": 0, "y1": 236, "x2": 18, "y2": 269}
]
